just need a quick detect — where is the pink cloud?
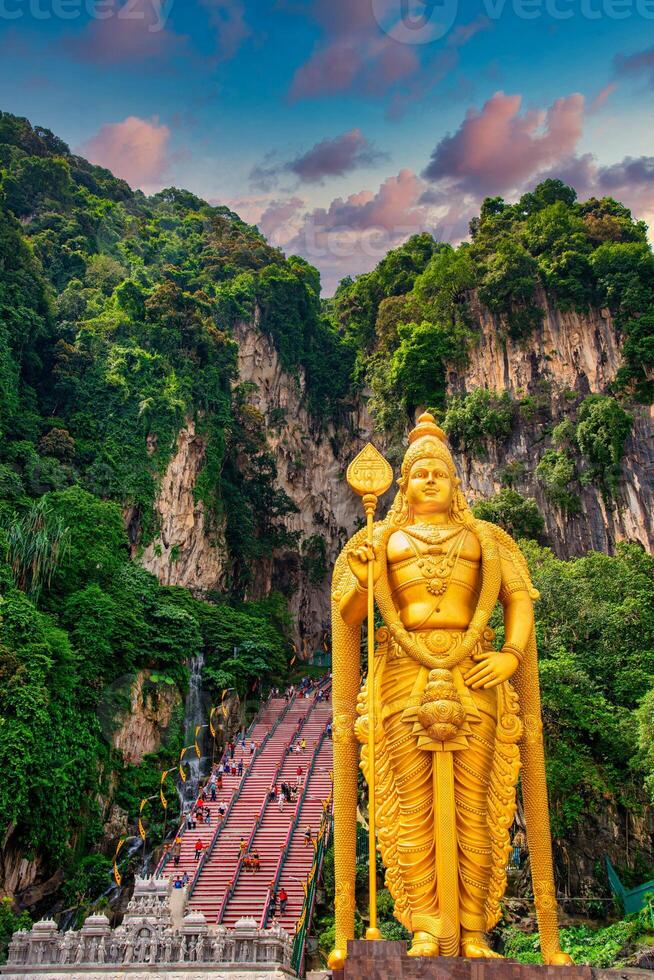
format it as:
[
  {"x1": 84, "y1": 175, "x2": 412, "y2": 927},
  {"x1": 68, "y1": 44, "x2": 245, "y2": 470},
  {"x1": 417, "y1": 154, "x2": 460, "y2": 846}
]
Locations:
[
  {"x1": 63, "y1": 0, "x2": 186, "y2": 65},
  {"x1": 79, "y1": 115, "x2": 173, "y2": 192},
  {"x1": 590, "y1": 83, "x2": 617, "y2": 112},
  {"x1": 422, "y1": 91, "x2": 585, "y2": 195},
  {"x1": 284, "y1": 169, "x2": 432, "y2": 293},
  {"x1": 258, "y1": 197, "x2": 305, "y2": 244},
  {"x1": 446, "y1": 14, "x2": 491, "y2": 47},
  {"x1": 289, "y1": 33, "x2": 418, "y2": 101},
  {"x1": 287, "y1": 2, "x2": 489, "y2": 111}
]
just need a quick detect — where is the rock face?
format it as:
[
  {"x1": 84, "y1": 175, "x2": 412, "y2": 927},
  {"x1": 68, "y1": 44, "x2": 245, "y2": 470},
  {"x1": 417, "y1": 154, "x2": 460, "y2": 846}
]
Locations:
[
  {"x1": 232, "y1": 320, "x2": 380, "y2": 643},
  {"x1": 112, "y1": 671, "x2": 183, "y2": 766},
  {"x1": 134, "y1": 420, "x2": 228, "y2": 592},
  {"x1": 132, "y1": 299, "x2": 653, "y2": 641},
  {"x1": 447, "y1": 291, "x2": 654, "y2": 556}
]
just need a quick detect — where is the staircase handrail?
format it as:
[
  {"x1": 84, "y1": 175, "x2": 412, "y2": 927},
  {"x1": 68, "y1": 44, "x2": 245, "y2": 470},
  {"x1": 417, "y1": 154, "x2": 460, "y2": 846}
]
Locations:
[
  {"x1": 158, "y1": 692, "x2": 298, "y2": 882},
  {"x1": 291, "y1": 808, "x2": 333, "y2": 976},
  {"x1": 260, "y1": 720, "x2": 330, "y2": 929},
  {"x1": 245, "y1": 687, "x2": 274, "y2": 736},
  {"x1": 188, "y1": 692, "x2": 299, "y2": 897},
  {"x1": 216, "y1": 790, "x2": 268, "y2": 923},
  {"x1": 217, "y1": 697, "x2": 313, "y2": 922}
]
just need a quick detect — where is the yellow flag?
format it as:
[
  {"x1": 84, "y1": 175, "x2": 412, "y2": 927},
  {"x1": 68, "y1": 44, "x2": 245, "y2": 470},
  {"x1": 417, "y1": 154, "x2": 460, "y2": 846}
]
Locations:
[
  {"x1": 113, "y1": 837, "x2": 125, "y2": 886},
  {"x1": 138, "y1": 798, "x2": 148, "y2": 841}
]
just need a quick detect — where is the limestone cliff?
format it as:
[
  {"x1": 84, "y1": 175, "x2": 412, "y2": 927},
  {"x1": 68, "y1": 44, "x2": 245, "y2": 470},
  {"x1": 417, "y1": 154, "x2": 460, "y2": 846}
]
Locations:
[
  {"x1": 111, "y1": 671, "x2": 183, "y2": 766},
  {"x1": 447, "y1": 289, "x2": 654, "y2": 555},
  {"x1": 129, "y1": 422, "x2": 228, "y2": 592},
  {"x1": 134, "y1": 297, "x2": 652, "y2": 642}
]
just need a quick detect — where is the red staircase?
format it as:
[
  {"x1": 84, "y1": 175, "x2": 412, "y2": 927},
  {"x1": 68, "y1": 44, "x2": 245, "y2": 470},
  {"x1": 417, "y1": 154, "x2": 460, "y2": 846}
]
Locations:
[
  {"x1": 222, "y1": 697, "x2": 332, "y2": 927},
  {"x1": 188, "y1": 693, "x2": 318, "y2": 924},
  {"x1": 274, "y1": 712, "x2": 333, "y2": 933}
]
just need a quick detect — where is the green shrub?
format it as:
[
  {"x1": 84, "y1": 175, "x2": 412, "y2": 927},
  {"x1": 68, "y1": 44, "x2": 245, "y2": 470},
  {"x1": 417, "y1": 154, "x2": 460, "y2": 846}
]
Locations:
[
  {"x1": 575, "y1": 395, "x2": 632, "y2": 496},
  {"x1": 443, "y1": 388, "x2": 514, "y2": 456},
  {"x1": 536, "y1": 448, "x2": 579, "y2": 512},
  {"x1": 472, "y1": 488, "x2": 544, "y2": 541}
]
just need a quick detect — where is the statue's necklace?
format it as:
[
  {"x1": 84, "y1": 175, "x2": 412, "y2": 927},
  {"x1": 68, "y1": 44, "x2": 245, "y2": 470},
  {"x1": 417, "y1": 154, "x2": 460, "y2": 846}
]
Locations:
[
  {"x1": 404, "y1": 525, "x2": 465, "y2": 596},
  {"x1": 405, "y1": 523, "x2": 461, "y2": 546}
]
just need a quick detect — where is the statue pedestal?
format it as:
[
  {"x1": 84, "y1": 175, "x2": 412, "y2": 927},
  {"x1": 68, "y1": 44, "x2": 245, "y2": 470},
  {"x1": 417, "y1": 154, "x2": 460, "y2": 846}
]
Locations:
[{"x1": 331, "y1": 941, "x2": 649, "y2": 979}]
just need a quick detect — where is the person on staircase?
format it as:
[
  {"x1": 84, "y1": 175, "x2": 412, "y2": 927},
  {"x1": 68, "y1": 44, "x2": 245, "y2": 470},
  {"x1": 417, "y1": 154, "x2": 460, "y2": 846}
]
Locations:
[
  {"x1": 251, "y1": 850, "x2": 261, "y2": 873},
  {"x1": 301, "y1": 738, "x2": 307, "y2": 753},
  {"x1": 172, "y1": 837, "x2": 182, "y2": 867},
  {"x1": 194, "y1": 838, "x2": 205, "y2": 862},
  {"x1": 304, "y1": 825, "x2": 313, "y2": 847},
  {"x1": 278, "y1": 887, "x2": 288, "y2": 915},
  {"x1": 237, "y1": 758, "x2": 243, "y2": 777},
  {"x1": 239, "y1": 837, "x2": 248, "y2": 860},
  {"x1": 277, "y1": 791, "x2": 285, "y2": 813}
]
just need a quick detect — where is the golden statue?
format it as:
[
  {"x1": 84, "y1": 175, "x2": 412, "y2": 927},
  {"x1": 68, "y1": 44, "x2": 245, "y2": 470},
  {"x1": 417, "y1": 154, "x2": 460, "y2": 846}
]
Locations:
[{"x1": 329, "y1": 413, "x2": 572, "y2": 967}]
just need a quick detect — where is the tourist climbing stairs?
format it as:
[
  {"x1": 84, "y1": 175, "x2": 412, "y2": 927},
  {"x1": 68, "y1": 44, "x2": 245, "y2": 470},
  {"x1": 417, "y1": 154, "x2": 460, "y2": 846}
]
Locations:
[
  {"x1": 221, "y1": 693, "x2": 332, "y2": 927},
  {"x1": 271, "y1": 704, "x2": 333, "y2": 933},
  {"x1": 155, "y1": 692, "x2": 290, "y2": 885},
  {"x1": 187, "y1": 691, "x2": 320, "y2": 923}
]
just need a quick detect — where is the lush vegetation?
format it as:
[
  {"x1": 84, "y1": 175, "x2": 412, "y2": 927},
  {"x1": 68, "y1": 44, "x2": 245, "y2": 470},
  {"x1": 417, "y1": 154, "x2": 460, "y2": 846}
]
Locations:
[
  {"x1": 500, "y1": 896, "x2": 654, "y2": 967},
  {"x1": 333, "y1": 178, "x2": 654, "y2": 437},
  {"x1": 0, "y1": 111, "x2": 311, "y2": 932},
  {"x1": 1, "y1": 111, "x2": 654, "y2": 971}
]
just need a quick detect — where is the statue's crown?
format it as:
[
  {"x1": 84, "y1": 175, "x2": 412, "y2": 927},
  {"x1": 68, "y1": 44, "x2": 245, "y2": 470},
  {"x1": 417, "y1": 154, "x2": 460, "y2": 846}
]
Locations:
[{"x1": 408, "y1": 412, "x2": 446, "y2": 446}]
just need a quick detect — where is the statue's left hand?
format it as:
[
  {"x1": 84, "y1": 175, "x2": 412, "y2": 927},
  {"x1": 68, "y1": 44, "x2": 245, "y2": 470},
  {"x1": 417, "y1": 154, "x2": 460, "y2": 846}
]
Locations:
[{"x1": 464, "y1": 650, "x2": 519, "y2": 689}]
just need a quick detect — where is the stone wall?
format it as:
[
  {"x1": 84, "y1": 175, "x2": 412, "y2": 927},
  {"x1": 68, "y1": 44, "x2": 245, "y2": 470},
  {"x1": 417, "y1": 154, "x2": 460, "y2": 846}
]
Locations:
[{"x1": 5, "y1": 876, "x2": 294, "y2": 979}]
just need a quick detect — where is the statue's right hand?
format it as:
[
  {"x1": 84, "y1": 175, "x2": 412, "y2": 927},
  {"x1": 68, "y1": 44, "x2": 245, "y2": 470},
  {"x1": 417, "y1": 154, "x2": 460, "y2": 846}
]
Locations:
[{"x1": 347, "y1": 543, "x2": 381, "y2": 589}]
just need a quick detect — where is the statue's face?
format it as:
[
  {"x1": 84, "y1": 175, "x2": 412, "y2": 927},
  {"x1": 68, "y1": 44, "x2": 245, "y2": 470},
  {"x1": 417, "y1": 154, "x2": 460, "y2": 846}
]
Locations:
[{"x1": 405, "y1": 456, "x2": 453, "y2": 515}]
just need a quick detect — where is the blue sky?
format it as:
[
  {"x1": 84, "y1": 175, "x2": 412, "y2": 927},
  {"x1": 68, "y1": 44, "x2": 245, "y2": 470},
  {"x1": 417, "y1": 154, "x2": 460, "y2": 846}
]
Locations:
[{"x1": 1, "y1": 0, "x2": 653, "y2": 290}]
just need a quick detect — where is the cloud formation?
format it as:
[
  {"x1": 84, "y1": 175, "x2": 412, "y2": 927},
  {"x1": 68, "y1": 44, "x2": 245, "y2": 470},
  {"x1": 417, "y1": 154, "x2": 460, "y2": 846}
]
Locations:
[
  {"x1": 287, "y1": 2, "x2": 488, "y2": 114},
  {"x1": 198, "y1": 0, "x2": 250, "y2": 62},
  {"x1": 64, "y1": 0, "x2": 248, "y2": 65},
  {"x1": 79, "y1": 115, "x2": 172, "y2": 192},
  {"x1": 250, "y1": 129, "x2": 387, "y2": 190},
  {"x1": 614, "y1": 46, "x2": 654, "y2": 86},
  {"x1": 283, "y1": 169, "x2": 432, "y2": 292},
  {"x1": 422, "y1": 91, "x2": 584, "y2": 195},
  {"x1": 63, "y1": 0, "x2": 186, "y2": 65}
]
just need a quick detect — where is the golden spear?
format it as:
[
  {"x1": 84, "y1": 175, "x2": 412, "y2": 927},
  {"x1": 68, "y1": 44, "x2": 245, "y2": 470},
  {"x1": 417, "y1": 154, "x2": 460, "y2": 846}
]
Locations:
[{"x1": 346, "y1": 443, "x2": 393, "y2": 941}]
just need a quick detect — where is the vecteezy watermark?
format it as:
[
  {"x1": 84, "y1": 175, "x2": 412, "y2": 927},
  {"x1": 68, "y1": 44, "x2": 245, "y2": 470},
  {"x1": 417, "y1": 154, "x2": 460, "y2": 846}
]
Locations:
[
  {"x1": 372, "y1": 0, "x2": 459, "y2": 44},
  {"x1": 0, "y1": 0, "x2": 174, "y2": 30},
  {"x1": 373, "y1": 0, "x2": 654, "y2": 42}
]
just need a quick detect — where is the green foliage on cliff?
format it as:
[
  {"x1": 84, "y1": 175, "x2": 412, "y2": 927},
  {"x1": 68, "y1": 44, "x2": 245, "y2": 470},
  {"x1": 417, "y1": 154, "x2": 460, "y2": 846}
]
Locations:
[
  {"x1": 535, "y1": 393, "x2": 633, "y2": 505},
  {"x1": 0, "y1": 113, "x2": 302, "y2": 912},
  {"x1": 501, "y1": 899, "x2": 654, "y2": 968},
  {"x1": 512, "y1": 540, "x2": 654, "y2": 836},
  {"x1": 334, "y1": 176, "x2": 653, "y2": 427},
  {"x1": 472, "y1": 488, "x2": 545, "y2": 541},
  {"x1": 443, "y1": 388, "x2": 514, "y2": 456}
]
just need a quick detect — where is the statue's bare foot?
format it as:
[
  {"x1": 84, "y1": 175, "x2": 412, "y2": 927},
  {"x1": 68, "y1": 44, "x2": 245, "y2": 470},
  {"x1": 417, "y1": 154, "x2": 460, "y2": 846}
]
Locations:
[
  {"x1": 461, "y1": 933, "x2": 502, "y2": 959},
  {"x1": 407, "y1": 931, "x2": 439, "y2": 957},
  {"x1": 327, "y1": 947, "x2": 346, "y2": 970},
  {"x1": 544, "y1": 950, "x2": 574, "y2": 966}
]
